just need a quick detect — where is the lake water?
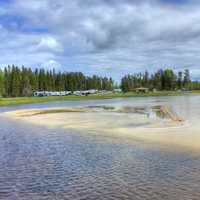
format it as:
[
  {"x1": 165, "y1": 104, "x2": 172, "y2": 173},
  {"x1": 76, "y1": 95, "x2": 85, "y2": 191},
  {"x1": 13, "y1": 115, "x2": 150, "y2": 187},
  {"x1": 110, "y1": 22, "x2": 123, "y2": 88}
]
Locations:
[{"x1": 0, "y1": 95, "x2": 200, "y2": 200}]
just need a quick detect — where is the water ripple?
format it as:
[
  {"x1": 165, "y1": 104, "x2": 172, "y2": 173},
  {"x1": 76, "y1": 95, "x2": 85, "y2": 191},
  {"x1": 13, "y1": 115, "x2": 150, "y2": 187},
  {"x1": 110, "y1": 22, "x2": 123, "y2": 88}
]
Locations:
[{"x1": 0, "y1": 97, "x2": 200, "y2": 199}]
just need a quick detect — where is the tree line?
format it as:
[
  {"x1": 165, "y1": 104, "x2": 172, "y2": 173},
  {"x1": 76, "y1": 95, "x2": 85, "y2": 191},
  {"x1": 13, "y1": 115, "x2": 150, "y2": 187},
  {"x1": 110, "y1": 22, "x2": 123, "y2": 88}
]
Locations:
[
  {"x1": 121, "y1": 69, "x2": 200, "y2": 92},
  {"x1": 0, "y1": 65, "x2": 114, "y2": 97},
  {"x1": 0, "y1": 66, "x2": 200, "y2": 97}
]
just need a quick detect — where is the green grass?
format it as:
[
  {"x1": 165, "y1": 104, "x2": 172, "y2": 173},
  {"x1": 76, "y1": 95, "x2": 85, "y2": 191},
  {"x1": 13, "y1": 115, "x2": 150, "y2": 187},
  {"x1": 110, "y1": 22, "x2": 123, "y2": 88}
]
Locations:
[{"x1": 0, "y1": 90, "x2": 200, "y2": 106}]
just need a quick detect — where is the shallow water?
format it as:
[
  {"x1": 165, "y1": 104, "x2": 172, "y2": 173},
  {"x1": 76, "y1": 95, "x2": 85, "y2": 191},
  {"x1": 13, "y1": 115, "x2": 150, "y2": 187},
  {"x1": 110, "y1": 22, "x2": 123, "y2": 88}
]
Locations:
[{"x1": 0, "y1": 95, "x2": 200, "y2": 200}]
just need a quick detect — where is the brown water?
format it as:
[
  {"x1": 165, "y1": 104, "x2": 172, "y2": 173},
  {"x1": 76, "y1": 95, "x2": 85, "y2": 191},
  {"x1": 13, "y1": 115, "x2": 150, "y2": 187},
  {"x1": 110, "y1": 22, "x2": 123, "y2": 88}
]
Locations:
[{"x1": 0, "y1": 95, "x2": 200, "y2": 200}]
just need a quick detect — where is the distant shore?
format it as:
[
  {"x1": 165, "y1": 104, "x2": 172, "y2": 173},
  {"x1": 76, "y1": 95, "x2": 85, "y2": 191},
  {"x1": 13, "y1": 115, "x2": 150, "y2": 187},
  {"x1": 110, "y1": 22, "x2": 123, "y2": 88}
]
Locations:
[{"x1": 0, "y1": 90, "x2": 200, "y2": 106}]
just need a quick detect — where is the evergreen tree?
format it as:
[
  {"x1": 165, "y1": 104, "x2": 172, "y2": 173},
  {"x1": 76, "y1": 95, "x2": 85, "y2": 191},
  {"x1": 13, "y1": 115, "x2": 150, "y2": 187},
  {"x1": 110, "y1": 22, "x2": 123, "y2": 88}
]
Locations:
[
  {"x1": 183, "y1": 69, "x2": 190, "y2": 86},
  {"x1": 177, "y1": 71, "x2": 183, "y2": 89},
  {"x1": 11, "y1": 65, "x2": 21, "y2": 97},
  {"x1": 0, "y1": 69, "x2": 4, "y2": 97},
  {"x1": 0, "y1": 65, "x2": 198, "y2": 97}
]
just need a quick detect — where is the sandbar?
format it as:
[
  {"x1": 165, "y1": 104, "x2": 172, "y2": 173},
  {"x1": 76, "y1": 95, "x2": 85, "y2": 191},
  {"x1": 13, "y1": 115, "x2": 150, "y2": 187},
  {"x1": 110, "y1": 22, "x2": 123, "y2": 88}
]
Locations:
[{"x1": 2, "y1": 105, "x2": 200, "y2": 151}]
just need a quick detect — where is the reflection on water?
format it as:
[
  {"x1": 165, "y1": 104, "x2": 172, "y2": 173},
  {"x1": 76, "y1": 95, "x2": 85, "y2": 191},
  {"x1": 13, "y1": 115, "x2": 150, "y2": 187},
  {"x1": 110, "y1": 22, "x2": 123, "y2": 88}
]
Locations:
[{"x1": 0, "y1": 95, "x2": 200, "y2": 200}]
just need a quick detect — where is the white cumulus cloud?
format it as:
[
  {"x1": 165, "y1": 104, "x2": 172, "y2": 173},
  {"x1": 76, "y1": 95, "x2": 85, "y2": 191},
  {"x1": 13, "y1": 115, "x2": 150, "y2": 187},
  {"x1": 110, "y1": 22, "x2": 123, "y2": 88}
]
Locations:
[{"x1": 0, "y1": 0, "x2": 200, "y2": 80}]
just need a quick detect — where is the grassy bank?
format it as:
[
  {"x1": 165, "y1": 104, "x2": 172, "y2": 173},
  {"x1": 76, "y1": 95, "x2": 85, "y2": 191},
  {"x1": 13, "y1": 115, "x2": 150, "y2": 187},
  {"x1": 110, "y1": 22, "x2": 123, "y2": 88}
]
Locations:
[{"x1": 0, "y1": 91, "x2": 200, "y2": 106}]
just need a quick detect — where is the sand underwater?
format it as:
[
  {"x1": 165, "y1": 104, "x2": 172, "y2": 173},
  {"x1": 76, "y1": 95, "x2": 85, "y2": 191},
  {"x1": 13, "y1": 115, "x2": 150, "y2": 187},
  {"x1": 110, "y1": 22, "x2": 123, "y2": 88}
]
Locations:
[{"x1": 2, "y1": 102, "x2": 200, "y2": 152}]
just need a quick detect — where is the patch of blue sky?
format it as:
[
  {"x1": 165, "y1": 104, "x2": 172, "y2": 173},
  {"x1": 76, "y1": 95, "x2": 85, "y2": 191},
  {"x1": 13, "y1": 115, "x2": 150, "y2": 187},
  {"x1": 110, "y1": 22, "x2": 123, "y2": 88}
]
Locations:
[
  {"x1": 160, "y1": 0, "x2": 189, "y2": 4},
  {"x1": 0, "y1": 14, "x2": 48, "y2": 33},
  {"x1": 0, "y1": 15, "x2": 26, "y2": 30},
  {"x1": 0, "y1": 0, "x2": 11, "y2": 5}
]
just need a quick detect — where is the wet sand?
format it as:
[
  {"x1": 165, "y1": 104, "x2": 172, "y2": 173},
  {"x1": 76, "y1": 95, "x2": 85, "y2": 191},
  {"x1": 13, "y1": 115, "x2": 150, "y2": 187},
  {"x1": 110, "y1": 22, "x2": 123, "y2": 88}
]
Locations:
[
  {"x1": 3, "y1": 105, "x2": 183, "y2": 121},
  {"x1": 2, "y1": 105, "x2": 200, "y2": 151}
]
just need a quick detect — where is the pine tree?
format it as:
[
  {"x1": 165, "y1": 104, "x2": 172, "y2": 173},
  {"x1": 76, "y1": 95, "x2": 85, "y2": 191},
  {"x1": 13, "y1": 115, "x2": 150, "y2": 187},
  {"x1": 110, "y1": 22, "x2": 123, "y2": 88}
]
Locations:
[
  {"x1": 11, "y1": 65, "x2": 21, "y2": 97},
  {"x1": 0, "y1": 69, "x2": 4, "y2": 97},
  {"x1": 177, "y1": 71, "x2": 183, "y2": 89},
  {"x1": 183, "y1": 69, "x2": 190, "y2": 87}
]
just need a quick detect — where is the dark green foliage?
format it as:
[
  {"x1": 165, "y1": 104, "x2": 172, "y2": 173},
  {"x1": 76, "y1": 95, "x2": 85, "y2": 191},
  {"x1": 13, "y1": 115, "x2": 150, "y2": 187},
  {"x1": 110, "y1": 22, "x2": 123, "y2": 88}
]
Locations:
[
  {"x1": 177, "y1": 71, "x2": 183, "y2": 89},
  {"x1": 0, "y1": 69, "x2": 4, "y2": 97},
  {"x1": 0, "y1": 65, "x2": 114, "y2": 97},
  {"x1": 121, "y1": 69, "x2": 199, "y2": 92},
  {"x1": 183, "y1": 69, "x2": 190, "y2": 86},
  {"x1": 0, "y1": 65, "x2": 199, "y2": 97}
]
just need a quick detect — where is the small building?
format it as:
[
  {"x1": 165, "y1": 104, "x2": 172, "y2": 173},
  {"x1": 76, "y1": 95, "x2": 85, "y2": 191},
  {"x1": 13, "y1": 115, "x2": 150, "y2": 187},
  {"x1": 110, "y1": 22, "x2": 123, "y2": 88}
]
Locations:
[
  {"x1": 135, "y1": 87, "x2": 149, "y2": 93},
  {"x1": 33, "y1": 90, "x2": 97, "y2": 97},
  {"x1": 65, "y1": 91, "x2": 72, "y2": 95},
  {"x1": 51, "y1": 91, "x2": 60, "y2": 96},
  {"x1": 34, "y1": 91, "x2": 73, "y2": 97},
  {"x1": 73, "y1": 89, "x2": 98, "y2": 96},
  {"x1": 88, "y1": 89, "x2": 98, "y2": 94},
  {"x1": 34, "y1": 91, "x2": 44, "y2": 97},
  {"x1": 34, "y1": 91, "x2": 49, "y2": 97},
  {"x1": 60, "y1": 91, "x2": 66, "y2": 96},
  {"x1": 73, "y1": 91, "x2": 82, "y2": 96},
  {"x1": 113, "y1": 88, "x2": 122, "y2": 93},
  {"x1": 180, "y1": 87, "x2": 192, "y2": 91},
  {"x1": 80, "y1": 90, "x2": 89, "y2": 95}
]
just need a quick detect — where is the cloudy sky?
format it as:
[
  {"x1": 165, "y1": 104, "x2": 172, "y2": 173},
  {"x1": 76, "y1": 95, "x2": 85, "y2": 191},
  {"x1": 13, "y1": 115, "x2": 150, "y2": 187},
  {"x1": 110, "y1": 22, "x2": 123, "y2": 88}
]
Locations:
[{"x1": 0, "y1": 0, "x2": 200, "y2": 80}]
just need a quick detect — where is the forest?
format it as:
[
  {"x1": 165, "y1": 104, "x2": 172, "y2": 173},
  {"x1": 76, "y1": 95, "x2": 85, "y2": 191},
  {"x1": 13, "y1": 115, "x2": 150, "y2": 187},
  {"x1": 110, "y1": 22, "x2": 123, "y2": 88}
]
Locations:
[
  {"x1": 0, "y1": 65, "x2": 114, "y2": 97},
  {"x1": 0, "y1": 66, "x2": 200, "y2": 97},
  {"x1": 121, "y1": 69, "x2": 200, "y2": 92}
]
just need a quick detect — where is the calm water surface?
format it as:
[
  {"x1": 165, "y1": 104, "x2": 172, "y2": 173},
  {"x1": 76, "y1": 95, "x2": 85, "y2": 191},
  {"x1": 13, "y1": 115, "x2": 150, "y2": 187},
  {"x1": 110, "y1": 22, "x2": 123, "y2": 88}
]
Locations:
[{"x1": 0, "y1": 95, "x2": 200, "y2": 200}]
